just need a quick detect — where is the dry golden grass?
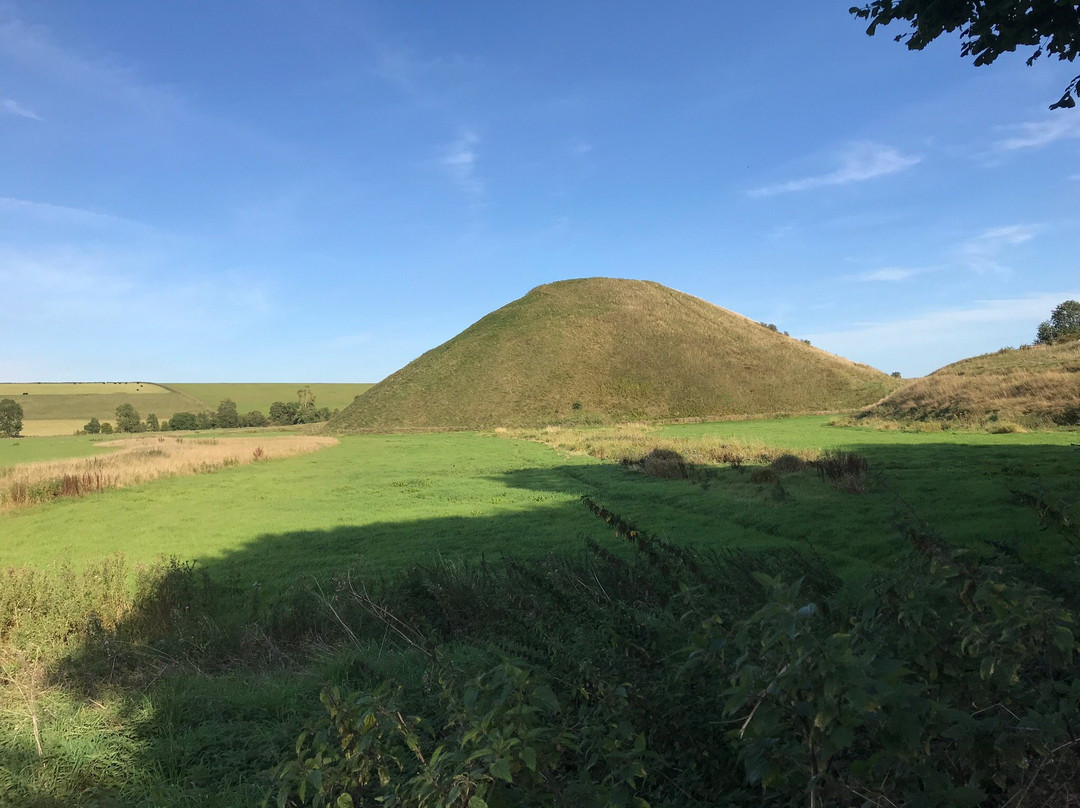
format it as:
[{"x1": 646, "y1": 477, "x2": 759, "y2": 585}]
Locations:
[
  {"x1": 864, "y1": 342, "x2": 1080, "y2": 428},
  {"x1": 332, "y1": 278, "x2": 898, "y2": 432},
  {"x1": 0, "y1": 435, "x2": 338, "y2": 510},
  {"x1": 496, "y1": 424, "x2": 818, "y2": 467}
]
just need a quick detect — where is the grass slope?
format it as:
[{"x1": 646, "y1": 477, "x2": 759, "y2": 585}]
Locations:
[
  {"x1": 863, "y1": 341, "x2": 1080, "y2": 427},
  {"x1": 166, "y1": 383, "x2": 374, "y2": 415},
  {"x1": 330, "y1": 278, "x2": 899, "y2": 431}
]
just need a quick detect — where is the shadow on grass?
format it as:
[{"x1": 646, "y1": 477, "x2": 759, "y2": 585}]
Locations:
[{"x1": 2, "y1": 440, "x2": 1077, "y2": 805}]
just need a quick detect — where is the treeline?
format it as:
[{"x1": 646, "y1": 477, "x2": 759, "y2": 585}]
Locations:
[{"x1": 81, "y1": 387, "x2": 338, "y2": 434}]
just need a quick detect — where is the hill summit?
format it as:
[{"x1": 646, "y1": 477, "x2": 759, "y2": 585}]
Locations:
[{"x1": 329, "y1": 278, "x2": 897, "y2": 431}]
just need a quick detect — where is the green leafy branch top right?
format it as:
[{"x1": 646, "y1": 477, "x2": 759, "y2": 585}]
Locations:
[{"x1": 851, "y1": 1, "x2": 1080, "y2": 108}]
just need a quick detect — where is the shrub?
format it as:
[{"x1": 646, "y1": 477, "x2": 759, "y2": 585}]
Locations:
[
  {"x1": 640, "y1": 447, "x2": 689, "y2": 479},
  {"x1": 770, "y1": 453, "x2": 806, "y2": 473},
  {"x1": 83, "y1": 417, "x2": 102, "y2": 435}
]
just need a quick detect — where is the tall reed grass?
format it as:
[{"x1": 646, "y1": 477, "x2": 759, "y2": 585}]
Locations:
[{"x1": 0, "y1": 435, "x2": 337, "y2": 510}]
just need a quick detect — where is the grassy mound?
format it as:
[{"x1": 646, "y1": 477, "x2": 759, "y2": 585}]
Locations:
[
  {"x1": 329, "y1": 278, "x2": 898, "y2": 431},
  {"x1": 861, "y1": 341, "x2": 1080, "y2": 428}
]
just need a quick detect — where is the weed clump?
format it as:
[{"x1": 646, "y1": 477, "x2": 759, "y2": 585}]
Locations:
[{"x1": 812, "y1": 450, "x2": 870, "y2": 493}]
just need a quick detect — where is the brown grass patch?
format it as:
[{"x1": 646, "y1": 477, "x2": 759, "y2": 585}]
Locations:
[
  {"x1": 497, "y1": 424, "x2": 819, "y2": 468},
  {"x1": 0, "y1": 435, "x2": 337, "y2": 510},
  {"x1": 864, "y1": 341, "x2": 1080, "y2": 428}
]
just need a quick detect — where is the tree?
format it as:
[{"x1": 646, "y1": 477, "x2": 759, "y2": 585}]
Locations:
[
  {"x1": 84, "y1": 417, "x2": 102, "y2": 434},
  {"x1": 115, "y1": 403, "x2": 142, "y2": 433},
  {"x1": 215, "y1": 399, "x2": 239, "y2": 429},
  {"x1": 195, "y1": 412, "x2": 214, "y2": 430},
  {"x1": 269, "y1": 401, "x2": 299, "y2": 426},
  {"x1": 145, "y1": 413, "x2": 160, "y2": 432},
  {"x1": 100, "y1": 422, "x2": 114, "y2": 435},
  {"x1": 239, "y1": 410, "x2": 268, "y2": 428},
  {"x1": 0, "y1": 399, "x2": 23, "y2": 438},
  {"x1": 1035, "y1": 299, "x2": 1080, "y2": 344},
  {"x1": 169, "y1": 411, "x2": 198, "y2": 431},
  {"x1": 851, "y1": 1, "x2": 1080, "y2": 108}
]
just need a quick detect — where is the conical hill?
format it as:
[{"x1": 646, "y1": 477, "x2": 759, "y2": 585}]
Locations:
[{"x1": 329, "y1": 278, "x2": 898, "y2": 431}]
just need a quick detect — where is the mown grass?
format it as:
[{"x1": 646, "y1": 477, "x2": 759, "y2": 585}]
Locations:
[{"x1": 0, "y1": 434, "x2": 115, "y2": 470}]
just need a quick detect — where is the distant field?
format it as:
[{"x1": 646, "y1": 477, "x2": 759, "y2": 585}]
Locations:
[
  {"x1": 0, "y1": 382, "x2": 373, "y2": 436},
  {"x1": 166, "y1": 383, "x2": 373, "y2": 414},
  {"x1": 0, "y1": 382, "x2": 208, "y2": 436}
]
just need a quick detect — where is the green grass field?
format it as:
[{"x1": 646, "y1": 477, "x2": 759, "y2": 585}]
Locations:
[
  {"x1": 3, "y1": 416, "x2": 1075, "y2": 585},
  {"x1": 2, "y1": 416, "x2": 1077, "y2": 805}
]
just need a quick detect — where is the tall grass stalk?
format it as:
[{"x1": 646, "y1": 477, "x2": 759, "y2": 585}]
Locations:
[{"x1": 0, "y1": 435, "x2": 337, "y2": 510}]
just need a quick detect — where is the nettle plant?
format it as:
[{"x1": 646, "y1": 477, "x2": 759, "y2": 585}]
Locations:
[{"x1": 717, "y1": 537, "x2": 1080, "y2": 807}]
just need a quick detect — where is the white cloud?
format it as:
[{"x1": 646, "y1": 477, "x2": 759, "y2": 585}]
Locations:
[
  {"x1": 748, "y1": 142, "x2": 921, "y2": 197},
  {"x1": 851, "y1": 267, "x2": 926, "y2": 282},
  {"x1": 440, "y1": 128, "x2": 483, "y2": 197},
  {"x1": 993, "y1": 117, "x2": 1080, "y2": 151},
  {"x1": 959, "y1": 224, "x2": 1039, "y2": 275},
  {"x1": 1, "y1": 98, "x2": 43, "y2": 120}
]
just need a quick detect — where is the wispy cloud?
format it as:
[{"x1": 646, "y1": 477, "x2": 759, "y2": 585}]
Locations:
[
  {"x1": 1, "y1": 98, "x2": 43, "y2": 121},
  {"x1": 993, "y1": 117, "x2": 1080, "y2": 151},
  {"x1": 0, "y1": 196, "x2": 147, "y2": 229},
  {"x1": 749, "y1": 142, "x2": 921, "y2": 198},
  {"x1": 440, "y1": 128, "x2": 483, "y2": 197},
  {"x1": 959, "y1": 224, "x2": 1039, "y2": 275},
  {"x1": 0, "y1": 17, "x2": 192, "y2": 127},
  {"x1": 807, "y1": 293, "x2": 1079, "y2": 376},
  {"x1": 850, "y1": 266, "x2": 927, "y2": 282}
]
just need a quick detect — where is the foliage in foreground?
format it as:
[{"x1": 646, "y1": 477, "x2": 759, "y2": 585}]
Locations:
[
  {"x1": 271, "y1": 514, "x2": 1080, "y2": 808},
  {"x1": 1, "y1": 494, "x2": 1078, "y2": 806}
]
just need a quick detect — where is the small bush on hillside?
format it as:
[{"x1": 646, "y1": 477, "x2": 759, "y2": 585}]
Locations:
[{"x1": 83, "y1": 417, "x2": 102, "y2": 435}]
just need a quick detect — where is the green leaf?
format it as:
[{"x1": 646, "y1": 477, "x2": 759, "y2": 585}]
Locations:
[
  {"x1": 468, "y1": 798, "x2": 488, "y2": 808},
  {"x1": 521, "y1": 746, "x2": 537, "y2": 772},
  {"x1": 490, "y1": 757, "x2": 513, "y2": 783},
  {"x1": 336, "y1": 795, "x2": 355, "y2": 808}
]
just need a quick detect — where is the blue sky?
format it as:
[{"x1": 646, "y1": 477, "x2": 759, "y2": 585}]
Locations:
[{"x1": 3, "y1": 1, "x2": 1078, "y2": 382}]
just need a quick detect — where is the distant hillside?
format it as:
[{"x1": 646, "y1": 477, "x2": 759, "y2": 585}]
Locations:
[
  {"x1": 166, "y1": 383, "x2": 374, "y2": 415},
  {"x1": 862, "y1": 341, "x2": 1080, "y2": 427},
  {"x1": 0, "y1": 382, "x2": 374, "y2": 436},
  {"x1": 329, "y1": 278, "x2": 898, "y2": 432},
  {"x1": 0, "y1": 382, "x2": 209, "y2": 436}
]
